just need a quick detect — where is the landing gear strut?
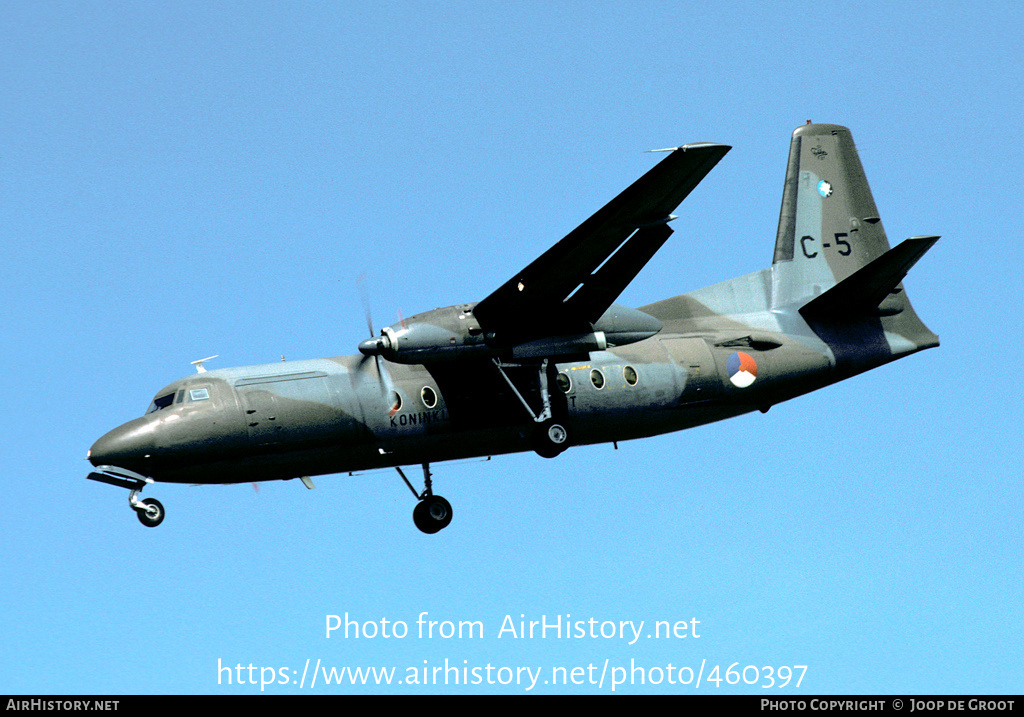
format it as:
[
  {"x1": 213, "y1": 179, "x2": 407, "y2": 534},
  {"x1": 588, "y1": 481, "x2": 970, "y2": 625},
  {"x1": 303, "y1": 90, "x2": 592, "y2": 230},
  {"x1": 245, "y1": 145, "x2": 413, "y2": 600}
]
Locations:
[
  {"x1": 397, "y1": 463, "x2": 452, "y2": 534},
  {"x1": 492, "y1": 357, "x2": 570, "y2": 458},
  {"x1": 87, "y1": 465, "x2": 165, "y2": 528}
]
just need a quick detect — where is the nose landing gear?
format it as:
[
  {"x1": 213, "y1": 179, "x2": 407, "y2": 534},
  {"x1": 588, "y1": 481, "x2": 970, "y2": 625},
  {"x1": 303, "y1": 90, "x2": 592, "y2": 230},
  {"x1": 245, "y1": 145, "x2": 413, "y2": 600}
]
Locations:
[
  {"x1": 87, "y1": 465, "x2": 166, "y2": 528},
  {"x1": 134, "y1": 497, "x2": 165, "y2": 528}
]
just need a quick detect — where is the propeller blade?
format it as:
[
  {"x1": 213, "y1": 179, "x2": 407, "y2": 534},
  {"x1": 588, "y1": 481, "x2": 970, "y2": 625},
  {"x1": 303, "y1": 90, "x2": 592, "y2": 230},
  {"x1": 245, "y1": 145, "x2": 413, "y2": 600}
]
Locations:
[
  {"x1": 357, "y1": 272, "x2": 375, "y2": 339},
  {"x1": 376, "y1": 355, "x2": 400, "y2": 417},
  {"x1": 354, "y1": 275, "x2": 399, "y2": 415}
]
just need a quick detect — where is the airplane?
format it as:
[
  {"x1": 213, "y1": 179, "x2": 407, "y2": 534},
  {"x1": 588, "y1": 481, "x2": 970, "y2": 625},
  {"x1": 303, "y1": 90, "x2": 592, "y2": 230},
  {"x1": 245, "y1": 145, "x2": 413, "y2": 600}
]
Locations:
[{"x1": 87, "y1": 123, "x2": 939, "y2": 534}]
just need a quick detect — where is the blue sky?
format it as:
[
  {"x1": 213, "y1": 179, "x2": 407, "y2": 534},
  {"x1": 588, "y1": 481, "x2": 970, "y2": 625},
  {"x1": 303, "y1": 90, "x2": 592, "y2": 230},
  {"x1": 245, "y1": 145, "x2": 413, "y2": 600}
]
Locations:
[{"x1": 2, "y1": 0, "x2": 1021, "y2": 694}]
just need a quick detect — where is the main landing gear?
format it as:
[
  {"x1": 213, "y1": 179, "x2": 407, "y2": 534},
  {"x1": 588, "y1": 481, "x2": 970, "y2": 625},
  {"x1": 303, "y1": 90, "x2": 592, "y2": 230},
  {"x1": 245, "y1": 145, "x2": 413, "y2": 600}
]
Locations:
[
  {"x1": 396, "y1": 463, "x2": 452, "y2": 534},
  {"x1": 531, "y1": 418, "x2": 569, "y2": 458},
  {"x1": 492, "y1": 357, "x2": 570, "y2": 459},
  {"x1": 87, "y1": 465, "x2": 166, "y2": 528}
]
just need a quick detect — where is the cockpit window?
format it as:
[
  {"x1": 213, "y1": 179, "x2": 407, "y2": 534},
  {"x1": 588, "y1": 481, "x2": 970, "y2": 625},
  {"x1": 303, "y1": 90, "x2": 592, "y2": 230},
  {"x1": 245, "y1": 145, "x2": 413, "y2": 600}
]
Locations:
[
  {"x1": 189, "y1": 388, "x2": 210, "y2": 402},
  {"x1": 146, "y1": 393, "x2": 175, "y2": 414}
]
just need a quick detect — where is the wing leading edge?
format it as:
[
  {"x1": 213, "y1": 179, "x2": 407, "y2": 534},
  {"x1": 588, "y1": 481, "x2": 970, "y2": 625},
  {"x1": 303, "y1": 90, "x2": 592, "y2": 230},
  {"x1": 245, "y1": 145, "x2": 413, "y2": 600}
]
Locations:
[{"x1": 473, "y1": 142, "x2": 730, "y2": 348}]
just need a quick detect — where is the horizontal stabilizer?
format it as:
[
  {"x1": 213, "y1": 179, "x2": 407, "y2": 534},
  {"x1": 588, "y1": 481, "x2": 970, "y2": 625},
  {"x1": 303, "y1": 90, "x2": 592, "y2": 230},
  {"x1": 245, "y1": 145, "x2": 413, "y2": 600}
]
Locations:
[{"x1": 799, "y1": 236, "x2": 939, "y2": 321}]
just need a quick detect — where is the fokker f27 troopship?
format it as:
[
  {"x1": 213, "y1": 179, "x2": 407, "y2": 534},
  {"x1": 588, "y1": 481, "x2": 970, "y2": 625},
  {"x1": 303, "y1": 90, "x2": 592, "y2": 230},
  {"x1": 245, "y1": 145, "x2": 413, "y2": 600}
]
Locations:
[{"x1": 88, "y1": 123, "x2": 939, "y2": 533}]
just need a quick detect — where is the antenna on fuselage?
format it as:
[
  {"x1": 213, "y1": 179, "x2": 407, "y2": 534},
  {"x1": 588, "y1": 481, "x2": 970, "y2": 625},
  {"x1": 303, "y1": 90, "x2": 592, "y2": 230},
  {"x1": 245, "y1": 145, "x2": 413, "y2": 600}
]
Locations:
[{"x1": 191, "y1": 355, "x2": 219, "y2": 373}]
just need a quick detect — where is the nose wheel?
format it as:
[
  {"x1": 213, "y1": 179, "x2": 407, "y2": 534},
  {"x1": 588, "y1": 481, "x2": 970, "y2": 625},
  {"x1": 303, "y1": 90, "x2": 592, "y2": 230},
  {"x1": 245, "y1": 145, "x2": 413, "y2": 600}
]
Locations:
[
  {"x1": 87, "y1": 465, "x2": 166, "y2": 528},
  {"x1": 134, "y1": 497, "x2": 165, "y2": 528},
  {"x1": 396, "y1": 463, "x2": 453, "y2": 534}
]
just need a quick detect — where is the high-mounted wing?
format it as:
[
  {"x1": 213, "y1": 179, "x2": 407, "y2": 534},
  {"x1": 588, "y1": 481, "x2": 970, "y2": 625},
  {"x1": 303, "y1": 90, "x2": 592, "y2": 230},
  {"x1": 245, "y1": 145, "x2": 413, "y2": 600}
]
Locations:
[{"x1": 473, "y1": 142, "x2": 730, "y2": 348}]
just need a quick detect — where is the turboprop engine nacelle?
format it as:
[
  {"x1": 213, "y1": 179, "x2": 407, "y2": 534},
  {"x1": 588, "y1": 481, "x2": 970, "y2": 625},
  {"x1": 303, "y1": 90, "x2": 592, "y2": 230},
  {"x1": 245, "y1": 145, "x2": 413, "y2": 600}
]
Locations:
[{"x1": 358, "y1": 302, "x2": 662, "y2": 364}]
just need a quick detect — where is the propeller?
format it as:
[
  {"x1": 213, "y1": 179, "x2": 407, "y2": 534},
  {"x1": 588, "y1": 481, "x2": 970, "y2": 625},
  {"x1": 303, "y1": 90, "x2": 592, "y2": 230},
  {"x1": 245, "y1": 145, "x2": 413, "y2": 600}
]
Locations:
[{"x1": 356, "y1": 274, "x2": 400, "y2": 416}]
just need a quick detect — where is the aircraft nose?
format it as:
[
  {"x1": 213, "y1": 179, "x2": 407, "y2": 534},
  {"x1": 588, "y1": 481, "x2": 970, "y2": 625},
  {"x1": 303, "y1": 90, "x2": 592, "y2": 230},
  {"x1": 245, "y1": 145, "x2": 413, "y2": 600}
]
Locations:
[{"x1": 88, "y1": 418, "x2": 157, "y2": 471}]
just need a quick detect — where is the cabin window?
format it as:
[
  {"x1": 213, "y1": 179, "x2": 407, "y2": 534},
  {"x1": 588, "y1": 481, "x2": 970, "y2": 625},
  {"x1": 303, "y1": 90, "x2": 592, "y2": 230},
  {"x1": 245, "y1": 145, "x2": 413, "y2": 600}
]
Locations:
[
  {"x1": 389, "y1": 391, "x2": 403, "y2": 413},
  {"x1": 623, "y1": 366, "x2": 638, "y2": 386},
  {"x1": 421, "y1": 386, "x2": 437, "y2": 408},
  {"x1": 556, "y1": 371, "x2": 571, "y2": 393},
  {"x1": 590, "y1": 369, "x2": 605, "y2": 389}
]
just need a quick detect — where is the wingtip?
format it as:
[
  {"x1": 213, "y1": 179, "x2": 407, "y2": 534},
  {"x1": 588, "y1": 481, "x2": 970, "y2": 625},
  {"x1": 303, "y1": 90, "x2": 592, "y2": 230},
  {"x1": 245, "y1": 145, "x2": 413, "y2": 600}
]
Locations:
[
  {"x1": 682, "y1": 141, "x2": 731, "y2": 151},
  {"x1": 645, "y1": 142, "x2": 731, "y2": 154}
]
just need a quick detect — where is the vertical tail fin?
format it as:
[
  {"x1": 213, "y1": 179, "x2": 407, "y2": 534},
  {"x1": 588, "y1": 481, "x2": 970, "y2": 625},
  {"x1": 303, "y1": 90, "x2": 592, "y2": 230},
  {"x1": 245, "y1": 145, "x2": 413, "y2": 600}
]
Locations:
[
  {"x1": 773, "y1": 124, "x2": 939, "y2": 374},
  {"x1": 771, "y1": 123, "x2": 892, "y2": 308}
]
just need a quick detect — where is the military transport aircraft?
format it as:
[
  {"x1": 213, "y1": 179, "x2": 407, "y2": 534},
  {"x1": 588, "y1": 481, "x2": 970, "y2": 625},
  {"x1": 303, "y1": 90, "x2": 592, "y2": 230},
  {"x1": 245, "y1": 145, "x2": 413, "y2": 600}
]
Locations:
[{"x1": 87, "y1": 123, "x2": 939, "y2": 533}]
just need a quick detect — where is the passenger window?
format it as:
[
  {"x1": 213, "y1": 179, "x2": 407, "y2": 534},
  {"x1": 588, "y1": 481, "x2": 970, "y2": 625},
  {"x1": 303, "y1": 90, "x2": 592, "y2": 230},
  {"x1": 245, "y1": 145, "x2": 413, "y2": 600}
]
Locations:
[
  {"x1": 556, "y1": 372, "x2": 572, "y2": 393},
  {"x1": 421, "y1": 386, "x2": 437, "y2": 408},
  {"x1": 623, "y1": 366, "x2": 638, "y2": 386},
  {"x1": 590, "y1": 369, "x2": 605, "y2": 389}
]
